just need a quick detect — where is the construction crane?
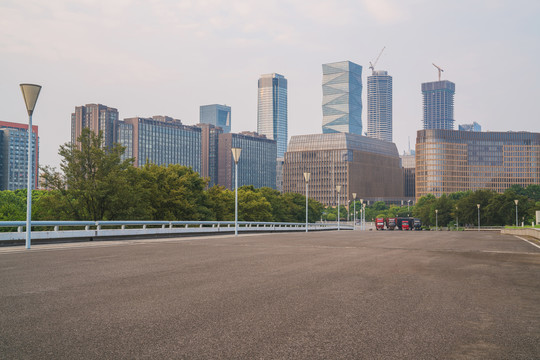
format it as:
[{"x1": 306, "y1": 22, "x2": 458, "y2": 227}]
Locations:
[
  {"x1": 369, "y1": 46, "x2": 386, "y2": 75},
  {"x1": 432, "y1": 63, "x2": 444, "y2": 81}
]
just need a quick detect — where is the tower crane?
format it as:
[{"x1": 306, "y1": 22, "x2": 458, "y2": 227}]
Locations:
[
  {"x1": 432, "y1": 63, "x2": 444, "y2": 81},
  {"x1": 369, "y1": 46, "x2": 386, "y2": 75}
]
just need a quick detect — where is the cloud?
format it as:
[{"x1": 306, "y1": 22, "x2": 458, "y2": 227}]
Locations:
[{"x1": 361, "y1": 0, "x2": 407, "y2": 24}]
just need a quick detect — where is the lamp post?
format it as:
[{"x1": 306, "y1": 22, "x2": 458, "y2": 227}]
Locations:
[
  {"x1": 352, "y1": 193, "x2": 357, "y2": 229},
  {"x1": 514, "y1": 199, "x2": 519, "y2": 227},
  {"x1": 231, "y1": 148, "x2": 242, "y2": 236},
  {"x1": 360, "y1": 198, "x2": 364, "y2": 230},
  {"x1": 20, "y1": 84, "x2": 41, "y2": 250},
  {"x1": 407, "y1": 199, "x2": 411, "y2": 217},
  {"x1": 477, "y1": 204, "x2": 481, "y2": 231},
  {"x1": 304, "y1": 172, "x2": 311, "y2": 232},
  {"x1": 336, "y1": 186, "x2": 341, "y2": 231},
  {"x1": 435, "y1": 209, "x2": 438, "y2": 231},
  {"x1": 362, "y1": 203, "x2": 366, "y2": 230}
]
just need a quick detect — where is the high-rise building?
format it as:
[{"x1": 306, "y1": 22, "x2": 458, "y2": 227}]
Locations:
[
  {"x1": 0, "y1": 121, "x2": 39, "y2": 190},
  {"x1": 459, "y1": 122, "x2": 481, "y2": 132},
  {"x1": 196, "y1": 123, "x2": 223, "y2": 187},
  {"x1": 416, "y1": 129, "x2": 540, "y2": 198},
  {"x1": 367, "y1": 70, "x2": 392, "y2": 142},
  {"x1": 283, "y1": 133, "x2": 403, "y2": 207},
  {"x1": 400, "y1": 150, "x2": 415, "y2": 198},
  {"x1": 322, "y1": 61, "x2": 363, "y2": 135},
  {"x1": 257, "y1": 73, "x2": 288, "y2": 158},
  {"x1": 117, "y1": 116, "x2": 201, "y2": 171},
  {"x1": 71, "y1": 104, "x2": 118, "y2": 148},
  {"x1": 200, "y1": 104, "x2": 231, "y2": 133},
  {"x1": 421, "y1": 80, "x2": 455, "y2": 130},
  {"x1": 218, "y1": 132, "x2": 277, "y2": 190}
]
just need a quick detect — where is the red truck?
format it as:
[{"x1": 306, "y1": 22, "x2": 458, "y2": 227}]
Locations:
[
  {"x1": 385, "y1": 217, "x2": 397, "y2": 230},
  {"x1": 375, "y1": 218, "x2": 385, "y2": 230}
]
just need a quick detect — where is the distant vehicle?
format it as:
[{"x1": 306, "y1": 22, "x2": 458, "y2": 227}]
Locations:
[
  {"x1": 376, "y1": 218, "x2": 385, "y2": 230},
  {"x1": 385, "y1": 217, "x2": 397, "y2": 230},
  {"x1": 396, "y1": 217, "x2": 413, "y2": 230},
  {"x1": 413, "y1": 218, "x2": 422, "y2": 230}
]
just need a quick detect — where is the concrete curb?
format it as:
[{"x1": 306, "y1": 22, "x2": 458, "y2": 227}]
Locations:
[{"x1": 501, "y1": 228, "x2": 540, "y2": 240}]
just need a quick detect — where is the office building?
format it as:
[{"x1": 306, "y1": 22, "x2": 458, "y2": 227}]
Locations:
[
  {"x1": 400, "y1": 150, "x2": 416, "y2": 198},
  {"x1": 459, "y1": 122, "x2": 481, "y2": 132},
  {"x1": 322, "y1": 61, "x2": 363, "y2": 135},
  {"x1": 257, "y1": 73, "x2": 288, "y2": 158},
  {"x1": 71, "y1": 104, "x2": 118, "y2": 148},
  {"x1": 367, "y1": 70, "x2": 393, "y2": 142},
  {"x1": 117, "y1": 116, "x2": 201, "y2": 172},
  {"x1": 416, "y1": 129, "x2": 540, "y2": 198},
  {"x1": 197, "y1": 123, "x2": 223, "y2": 187},
  {"x1": 218, "y1": 132, "x2": 277, "y2": 190},
  {"x1": 283, "y1": 133, "x2": 403, "y2": 207},
  {"x1": 421, "y1": 80, "x2": 455, "y2": 130},
  {"x1": 0, "y1": 121, "x2": 39, "y2": 190},
  {"x1": 200, "y1": 104, "x2": 231, "y2": 133},
  {"x1": 276, "y1": 157, "x2": 285, "y2": 193}
]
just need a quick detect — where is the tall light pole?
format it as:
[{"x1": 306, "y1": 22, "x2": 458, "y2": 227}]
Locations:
[
  {"x1": 407, "y1": 200, "x2": 411, "y2": 216},
  {"x1": 477, "y1": 204, "x2": 481, "y2": 231},
  {"x1": 232, "y1": 148, "x2": 242, "y2": 236},
  {"x1": 352, "y1": 193, "x2": 357, "y2": 229},
  {"x1": 20, "y1": 84, "x2": 41, "y2": 250},
  {"x1": 435, "y1": 209, "x2": 438, "y2": 231},
  {"x1": 514, "y1": 199, "x2": 519, "y2": 227},
  {"x1": 304, "y1": 172, "x2": 311, "y2": 232},
  {"x1": 336, "y1": 186, "x2": 341, "y2": 231},
  {"x1": 362, "y1": 203, "x2": 366, "y2": 230}
]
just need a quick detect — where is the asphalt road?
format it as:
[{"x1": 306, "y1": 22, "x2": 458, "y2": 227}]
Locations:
[{"x1": 1, "y1": 230, "x2": 539, "y2": 359}]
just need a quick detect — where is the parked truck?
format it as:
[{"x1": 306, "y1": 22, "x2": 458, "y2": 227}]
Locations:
[
  {"x1": 413, "y1": 218, "x2": 422, "y2": 230},
  {"x1": 375, "y1": 218, "x2": 385, "y2": 230},
  {"x1": 396, "y1": 217, "x2": 413, "y2": 230},
  {"x1": 385, "y1": 217, "x2": 397, "y2": 230}
]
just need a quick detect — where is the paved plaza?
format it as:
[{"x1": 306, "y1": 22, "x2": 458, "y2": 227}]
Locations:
[{"x1": 1, "y1": 230, "x2": 539, "y2": 359}]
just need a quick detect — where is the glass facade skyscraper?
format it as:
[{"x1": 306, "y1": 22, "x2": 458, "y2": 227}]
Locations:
[
  {"x1": 257, "y1": 73, "x2": 288, "y2": 158},
  {"x1": 0, "y1": 121, "x2": 39, "y2": 190},
  {"x1": 200, "y1": 104, "x2": 231, "y2": 133},
  {"x1": 322, "y1": 61, "x2": 363, "y2": 135},
  {"x1": 422, "y1": 80, "x2": 455, "y2": 130},
  {"x1": 367, "y1": 70, "x2": 393, "y2": 142}
]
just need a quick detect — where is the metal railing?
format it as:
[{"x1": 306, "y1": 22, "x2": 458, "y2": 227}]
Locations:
[{"x1": 0, "y1": 220, "x2": 353, "y2": 243}]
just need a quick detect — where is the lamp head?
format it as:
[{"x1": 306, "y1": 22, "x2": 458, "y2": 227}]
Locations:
[
  {"x1": 352, "y1": 193, "x2": 356, "y2": 200},
  {"x1": 20, "y1": 84, "x2": 42, "y2": 116},
  {"x1": 231, "y1": 148, "x2": 242, "y2": 164},
  {"x1": 514, "y1": 199, "x2": 518, "y2": 205},
  {"x1": 303, "y1": 172, "x2": 311, "y2": 182},
  {"x1": 336, "y1": 185, "x2": 341, "y2": 193}
]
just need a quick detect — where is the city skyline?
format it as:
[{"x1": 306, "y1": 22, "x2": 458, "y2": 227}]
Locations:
[{"x1": 1, "y1": 1, "x2": 539, "y2": 168}]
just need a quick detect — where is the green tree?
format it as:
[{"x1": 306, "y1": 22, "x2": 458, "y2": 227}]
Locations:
[
  {"x1": 40, "y1": 129, "x2": 138, "y2": 220},
  {"x1": 238, "y1": 189, "x2": 272, "y2": 221},
  {"x1": 0, "y1": 190, "x2": 25, "y2": 221},
  {"x1": 207, "y1": 185, "x2": 234, "y2": 221}
]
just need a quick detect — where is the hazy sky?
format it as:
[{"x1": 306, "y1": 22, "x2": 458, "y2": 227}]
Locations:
[{"x1": 1, "y1": 0, "x2": 539, "y2": 168}]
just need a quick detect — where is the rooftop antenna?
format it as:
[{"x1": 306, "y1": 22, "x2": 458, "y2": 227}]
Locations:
[
  {"x1": 432, "y1": 63, "x2": 444, "y2": 81},
  {"x1": 369, "y1": 46, "x2": 386, "y2": 75}
]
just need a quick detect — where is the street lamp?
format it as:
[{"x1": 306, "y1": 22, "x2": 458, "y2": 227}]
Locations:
[
  {"x1": 231, "y1": 148, "x2": 242, "y2": 236},
  {"x1": 352, "y1": 193, "x2": 357, "y2": 229},
  {"x1": 304, "y1": 172, "x2": 311, "y2": 232},
  {"x1": 20, "y1": 84, "x2": 41, "y2": 250},
  {"x1": 477, "y1": 204, "x2": 481, "y2": 231},
  {"x1": 407, "y1": 199, "x2": 411, "y2": 216},
  {"x1": 362, "y1": 203, "x2": 366, "y2": 231},
  {"x1": 435, "y1": 209, "x2": 438, "y2": 231},
  {"x1": 336, "y1": 185, "x2": 341, "y2": 231},
  {"x1": 360, "y1": 198, "x2": 364, "y2": 230},
  {"x1": 514, "y1": 199, "x2": 519, "y2": 227}
]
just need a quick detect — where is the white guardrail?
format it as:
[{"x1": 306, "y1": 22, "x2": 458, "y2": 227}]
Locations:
[{"x1": 0, "y1": 220, "x2": 353, "y2": 242}]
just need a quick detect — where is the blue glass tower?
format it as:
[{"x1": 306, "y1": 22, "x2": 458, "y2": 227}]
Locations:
[
  {"x1": 422, "y1": 80, "x2": 455, "y2": 130},
  {"x1": 322, "y1": 61, "x2": 363, "y2": 135},
  {"x1": 200, "y1": 104, "x2": 231, "y2": 133},
  {"x1": 257, "y1": 73, "x2": 288, "y2": 158}
]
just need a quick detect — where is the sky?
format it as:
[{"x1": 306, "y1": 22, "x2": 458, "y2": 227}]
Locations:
[{"x1": 1, "y1": 0, "x2": 539, "y2": 168}]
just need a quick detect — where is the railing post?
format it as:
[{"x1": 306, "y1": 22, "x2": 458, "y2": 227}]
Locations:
[
  {"x1": 143, "y1": 224, "x2": 147, "y2": 230},
  {"x1": 121, "y1": 225, "x2": 126, "y2": 230},
  {"x1": 54, "y1": 225, "x2": 59, "y2": 232},
  {"x1": 169, "y1": 222, "x2": 173, "y2": 229},
  {"x1": 185, "y1": 224, "x2": 188, "y2": 228},
  {"x1": 18, "y1": 226, "x2": 23, "y2": 233}
]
